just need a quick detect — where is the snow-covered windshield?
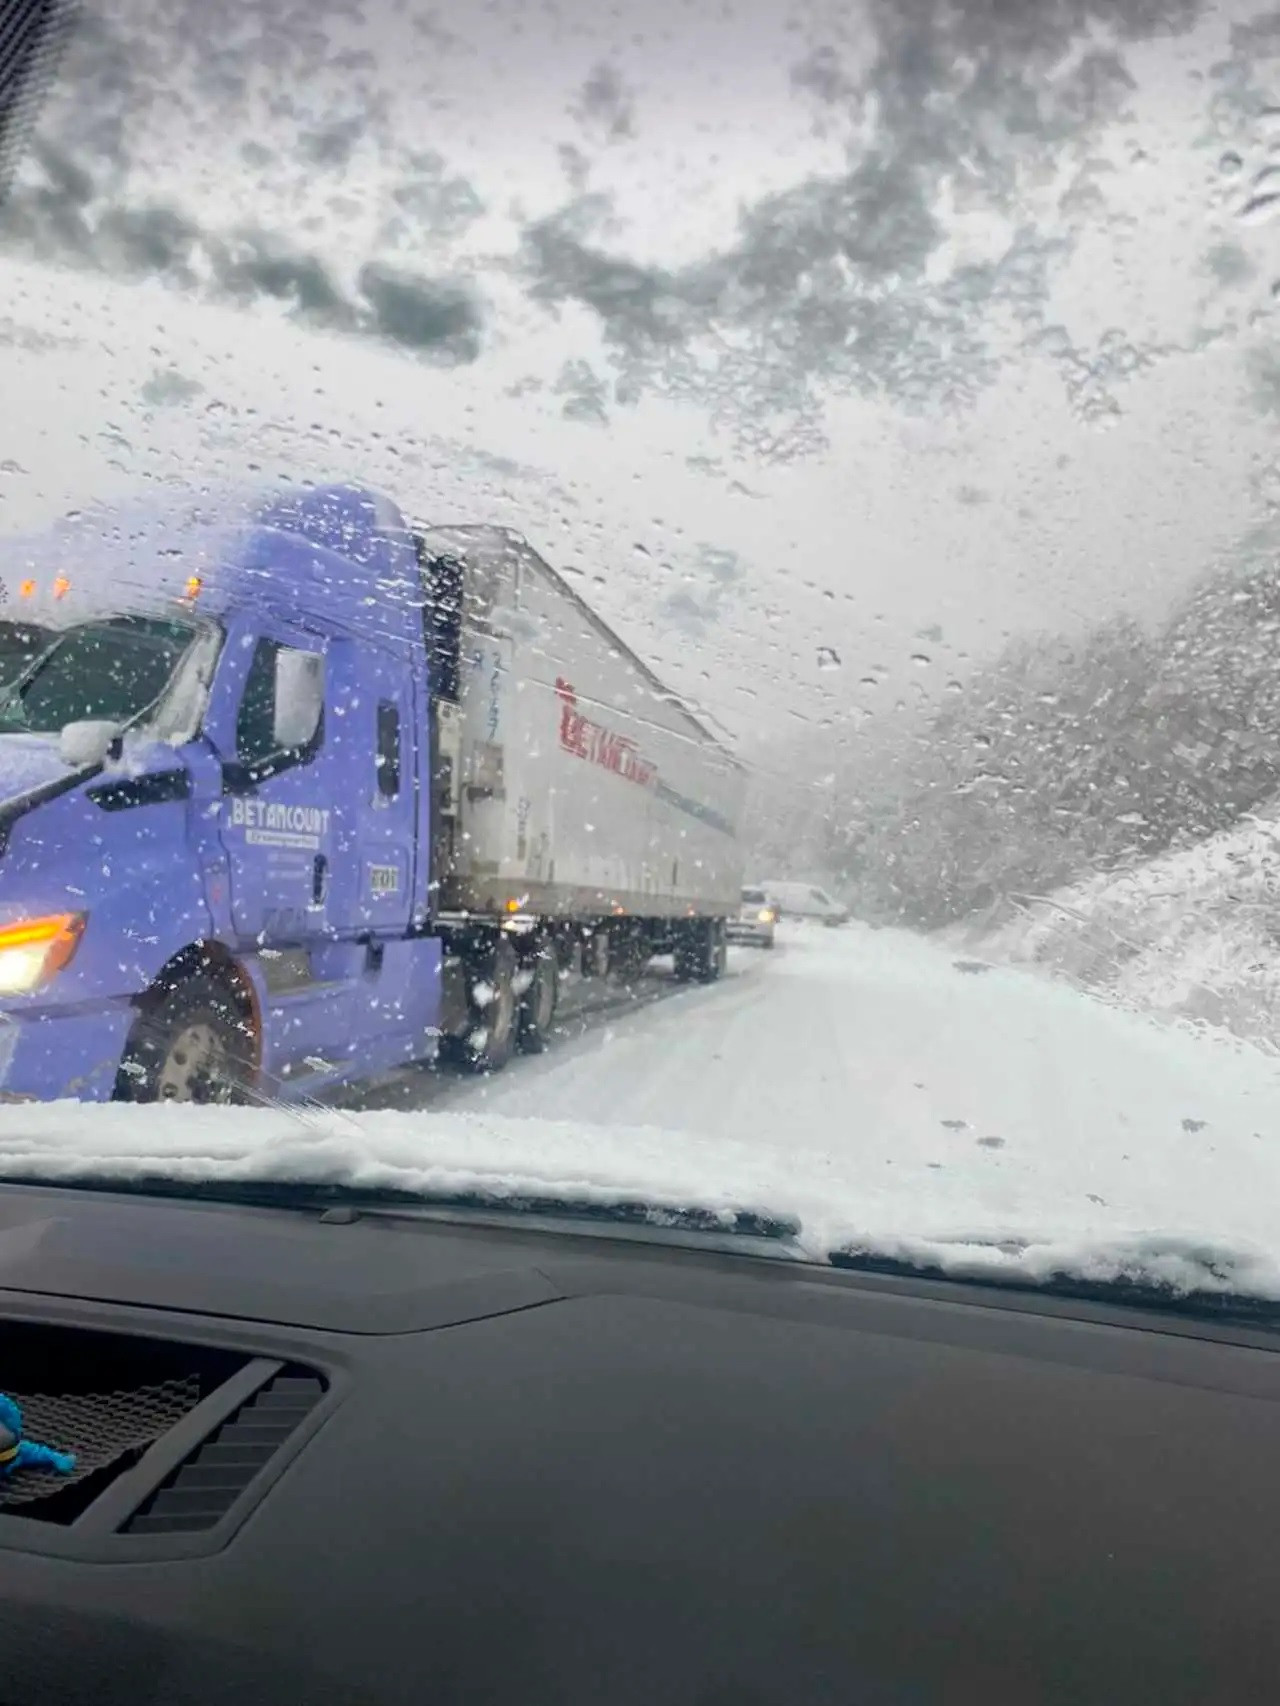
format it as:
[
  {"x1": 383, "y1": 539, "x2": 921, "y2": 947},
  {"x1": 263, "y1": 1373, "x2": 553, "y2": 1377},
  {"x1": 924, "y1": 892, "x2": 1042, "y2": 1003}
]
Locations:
[{"x1": 1, "y1": 0, "x2": 1279, "y2": 1304}]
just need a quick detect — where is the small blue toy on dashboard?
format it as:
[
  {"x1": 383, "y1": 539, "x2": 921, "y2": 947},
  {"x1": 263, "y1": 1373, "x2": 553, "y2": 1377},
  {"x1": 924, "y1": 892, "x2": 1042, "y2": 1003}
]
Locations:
[{"x1": 0, "y1": 1392, "x2": 76, "y2": 1478}]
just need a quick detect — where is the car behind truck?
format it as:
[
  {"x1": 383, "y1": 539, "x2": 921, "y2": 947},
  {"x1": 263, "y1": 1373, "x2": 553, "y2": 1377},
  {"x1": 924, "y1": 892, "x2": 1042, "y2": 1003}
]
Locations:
[{"x1": 0, "y1": 483, "x2": 744, "y2": 1102}]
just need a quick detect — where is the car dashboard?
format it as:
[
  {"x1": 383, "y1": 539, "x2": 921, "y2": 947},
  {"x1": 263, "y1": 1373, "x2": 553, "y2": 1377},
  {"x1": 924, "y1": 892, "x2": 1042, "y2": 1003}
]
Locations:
[{"x1": 0, "y1": 1179, "x2": 1278, "y2": 1705}]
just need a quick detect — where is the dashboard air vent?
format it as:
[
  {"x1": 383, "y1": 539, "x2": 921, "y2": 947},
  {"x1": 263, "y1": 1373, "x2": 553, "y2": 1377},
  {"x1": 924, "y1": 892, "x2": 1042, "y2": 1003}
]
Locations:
[{"x1": 123, "y1": 1367, "x2": 325, "y2": 1536}]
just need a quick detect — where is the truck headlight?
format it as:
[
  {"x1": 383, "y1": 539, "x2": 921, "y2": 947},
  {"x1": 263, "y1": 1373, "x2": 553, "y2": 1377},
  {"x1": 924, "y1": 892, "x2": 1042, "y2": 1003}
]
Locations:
[
  {"x1": 0, "y1": 913, "x2": 87, "y2": 996},
  {"x1": 758, "y1": 908, "x2": 776, "y2": 924}
]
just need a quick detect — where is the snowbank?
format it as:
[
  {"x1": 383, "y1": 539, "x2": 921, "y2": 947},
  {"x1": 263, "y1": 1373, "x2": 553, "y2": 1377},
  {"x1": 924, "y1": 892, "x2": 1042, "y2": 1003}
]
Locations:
[
  {"x1": 951, "y1": 810, "x2": 1280, "y2": 1050},
  {"x1": 4, "y1": 925, "x2": 1280, "y2": 1304}
]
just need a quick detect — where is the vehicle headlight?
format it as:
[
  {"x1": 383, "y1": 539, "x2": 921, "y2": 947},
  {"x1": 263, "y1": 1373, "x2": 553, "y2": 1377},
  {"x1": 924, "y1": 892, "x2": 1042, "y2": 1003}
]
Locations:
[
  {"x1": 758, "y1": 908, "x2": 776, "y2": 923},
  {"x1": 0, "y1": 913, "x2": 87, "y2": 996}
]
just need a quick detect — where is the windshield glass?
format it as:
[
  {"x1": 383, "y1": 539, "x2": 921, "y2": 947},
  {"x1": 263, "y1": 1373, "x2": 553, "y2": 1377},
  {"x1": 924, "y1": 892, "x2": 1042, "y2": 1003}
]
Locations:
[
  {"x1": 0, "y1": 620, "x2": 52, "y2": 689},
  {"x1": 4, "y1": 0, "x2": 1280, "y2": 1306},
  {"x1": 0, "y1": 617, "x2": 199, "y2": 735}
]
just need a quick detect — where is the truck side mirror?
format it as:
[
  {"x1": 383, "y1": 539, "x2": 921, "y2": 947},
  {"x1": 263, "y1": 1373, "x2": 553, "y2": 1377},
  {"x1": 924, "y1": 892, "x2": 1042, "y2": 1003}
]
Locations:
[
  {"x1": 59, "y1": 720, "x2": 123, "y2": 768},
  {"x1": 271, "y1": 651, "x2": 324, "y2": 751}
]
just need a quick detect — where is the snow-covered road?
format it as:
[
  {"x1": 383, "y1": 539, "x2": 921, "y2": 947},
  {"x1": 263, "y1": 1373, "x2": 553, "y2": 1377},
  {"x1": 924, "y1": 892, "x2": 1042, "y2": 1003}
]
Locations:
[
  {"x1": 434, "y1": 924, "x2": 1280, "y2": 1181},
  {"x1": 4, "y1": 922, "x2": 1280, "y2": 1296}
]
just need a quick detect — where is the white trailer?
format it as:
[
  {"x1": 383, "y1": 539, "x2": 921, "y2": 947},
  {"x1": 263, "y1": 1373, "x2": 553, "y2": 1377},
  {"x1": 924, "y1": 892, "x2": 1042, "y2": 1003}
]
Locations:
[{"x1": 415, "y1": 523, "x2": 746, "y2": 1065}]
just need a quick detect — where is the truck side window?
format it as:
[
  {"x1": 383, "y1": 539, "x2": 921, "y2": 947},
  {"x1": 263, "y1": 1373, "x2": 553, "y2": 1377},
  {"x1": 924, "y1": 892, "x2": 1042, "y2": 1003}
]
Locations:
[
  {"x1": 376, "y1": 700, "x2": 401, "y2": 797},
  {"x1": 234, "y1": 639, "x2": 324, "y2": 775}
]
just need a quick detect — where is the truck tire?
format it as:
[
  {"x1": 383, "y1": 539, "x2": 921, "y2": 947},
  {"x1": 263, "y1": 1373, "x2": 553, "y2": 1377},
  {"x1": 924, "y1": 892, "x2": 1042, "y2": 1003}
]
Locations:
[
  {"x1": 674, "y1": 919, "x2": 726, "y2": 985},
  {"x1": 672, "y1": 930, "x2": 698, "y2": 984},
  {"x1": 517, "y1": 944, "x2": 559, "y2": 1055},
  {"x1": 456, "y1": 936, "x2": 519, "y2": 1074},
  {"x1": 609, "y1": 923, "x2": 652, "y2": 987},
  {"x1": 115, "y1": 973, "x2": 254, "y2": 1105}
]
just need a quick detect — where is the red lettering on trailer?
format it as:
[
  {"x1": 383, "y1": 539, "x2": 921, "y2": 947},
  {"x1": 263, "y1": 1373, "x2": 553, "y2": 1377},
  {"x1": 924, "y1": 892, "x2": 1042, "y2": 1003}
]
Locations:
[{"x1": 555, "y1": 678, "x2": 657, "y2": 788}]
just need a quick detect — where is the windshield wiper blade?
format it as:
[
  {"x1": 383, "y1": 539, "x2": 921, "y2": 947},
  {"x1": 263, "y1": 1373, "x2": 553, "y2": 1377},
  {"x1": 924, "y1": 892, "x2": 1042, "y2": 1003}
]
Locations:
[{"x1": 0, "y1": 1169, "x2": 802, "y2": 1243}]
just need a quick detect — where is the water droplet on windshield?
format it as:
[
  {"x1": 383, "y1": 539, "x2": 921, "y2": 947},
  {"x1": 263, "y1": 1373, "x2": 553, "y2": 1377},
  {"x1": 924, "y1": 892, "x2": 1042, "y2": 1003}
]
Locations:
[
  {"x1": 816, "y1": 646, "x2": 841, "y2": 670},
  {"x1": 1239, "y1": 191, "x2": 1280, "y2": 225},
  {"x1": 1220, "y1": 150, "x2": 1244, "y2": 174},
  {"x1": 910, "y1": 652, "x2": 931, "y2": 667}
]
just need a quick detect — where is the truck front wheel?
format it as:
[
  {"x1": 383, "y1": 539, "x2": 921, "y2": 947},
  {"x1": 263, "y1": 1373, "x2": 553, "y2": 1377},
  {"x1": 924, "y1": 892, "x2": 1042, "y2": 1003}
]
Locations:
[{"x1": 115, "y1": 973, "x2": 254, "y2": 1104}]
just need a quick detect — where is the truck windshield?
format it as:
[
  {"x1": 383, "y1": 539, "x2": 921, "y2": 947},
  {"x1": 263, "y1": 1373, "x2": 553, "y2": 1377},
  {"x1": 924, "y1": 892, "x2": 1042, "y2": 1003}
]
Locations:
[
  {"x1": 0, "y1": 616, "x2": 198, "y2": 736},
  {"x1": 0, "y1": 621, "x2": 53, "y2": 689}
]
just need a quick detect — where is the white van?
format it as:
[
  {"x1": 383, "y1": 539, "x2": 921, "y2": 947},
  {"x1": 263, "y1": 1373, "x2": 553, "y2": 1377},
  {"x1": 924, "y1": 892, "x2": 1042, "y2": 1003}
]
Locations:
[{"x1": 756, "y1": 881, "x2": 850, "y2": 927}]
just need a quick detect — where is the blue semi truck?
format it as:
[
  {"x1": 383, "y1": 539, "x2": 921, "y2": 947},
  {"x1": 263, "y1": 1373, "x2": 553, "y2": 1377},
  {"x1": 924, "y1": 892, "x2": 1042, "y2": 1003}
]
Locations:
[{"x1": 0, "y1": 482, "x2": 745, "y2": 1103}]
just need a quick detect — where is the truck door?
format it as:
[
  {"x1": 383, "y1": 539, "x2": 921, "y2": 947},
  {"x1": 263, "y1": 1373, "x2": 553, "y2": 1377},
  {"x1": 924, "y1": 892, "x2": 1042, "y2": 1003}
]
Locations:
[
  {"x1": 330, "y1": 641, "x2": 416, "y2": 936},
  {"x1": 216, "y1": 627, "x2": 345, "y2": 945}
]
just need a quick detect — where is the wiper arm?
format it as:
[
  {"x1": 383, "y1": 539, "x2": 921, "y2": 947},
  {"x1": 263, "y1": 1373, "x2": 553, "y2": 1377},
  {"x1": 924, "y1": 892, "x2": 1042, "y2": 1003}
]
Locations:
[{"x1": 0, "y1": 1169, "x2": 802, "y2": 1244}]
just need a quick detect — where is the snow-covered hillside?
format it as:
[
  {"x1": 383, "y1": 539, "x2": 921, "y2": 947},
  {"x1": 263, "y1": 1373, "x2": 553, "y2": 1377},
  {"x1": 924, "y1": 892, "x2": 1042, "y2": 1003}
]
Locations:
[{"x1": 952, "y1": 808, "x2": 1280, "y2": 1051}]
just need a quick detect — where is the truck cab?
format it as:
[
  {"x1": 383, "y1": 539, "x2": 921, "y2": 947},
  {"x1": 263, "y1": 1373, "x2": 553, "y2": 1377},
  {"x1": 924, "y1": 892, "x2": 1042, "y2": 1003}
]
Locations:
[{"x1": 0, "y1": 484, "x2": 442, "y2": 1105}]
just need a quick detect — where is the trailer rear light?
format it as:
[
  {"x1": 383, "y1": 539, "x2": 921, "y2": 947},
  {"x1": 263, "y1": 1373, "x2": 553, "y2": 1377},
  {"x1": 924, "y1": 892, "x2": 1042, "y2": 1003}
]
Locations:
[
  {"x1": 17, "y1": 579, "x2": 34, "y2": 599},
  {"x1": 51, "y1": 576, "x2": 71, "y2": 600},
  {"x1": 0, "y1": 912, "x2": 86, "y2": 996}
]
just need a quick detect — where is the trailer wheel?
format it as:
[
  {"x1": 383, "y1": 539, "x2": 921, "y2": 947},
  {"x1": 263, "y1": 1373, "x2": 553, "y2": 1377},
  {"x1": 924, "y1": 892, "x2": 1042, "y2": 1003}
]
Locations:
[
  {"x1": 517, "y1": 944, "x2": 559, "y2": 1055},
  {"x1": 115, "y1": 973, "x2": 254, "y2": 1105},
  {"x1": 674, "y1": 919, "x2": 726, "y2": 985},
  {"x1": 457, "y1": 937, "x2": 519, "y2": 1074},
  {"x1": 672, "y1": 932, "x2": 696, "y2": 983},
  {"x1": 609, "y1": 923, "x2": 652, "y2": 987}
]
